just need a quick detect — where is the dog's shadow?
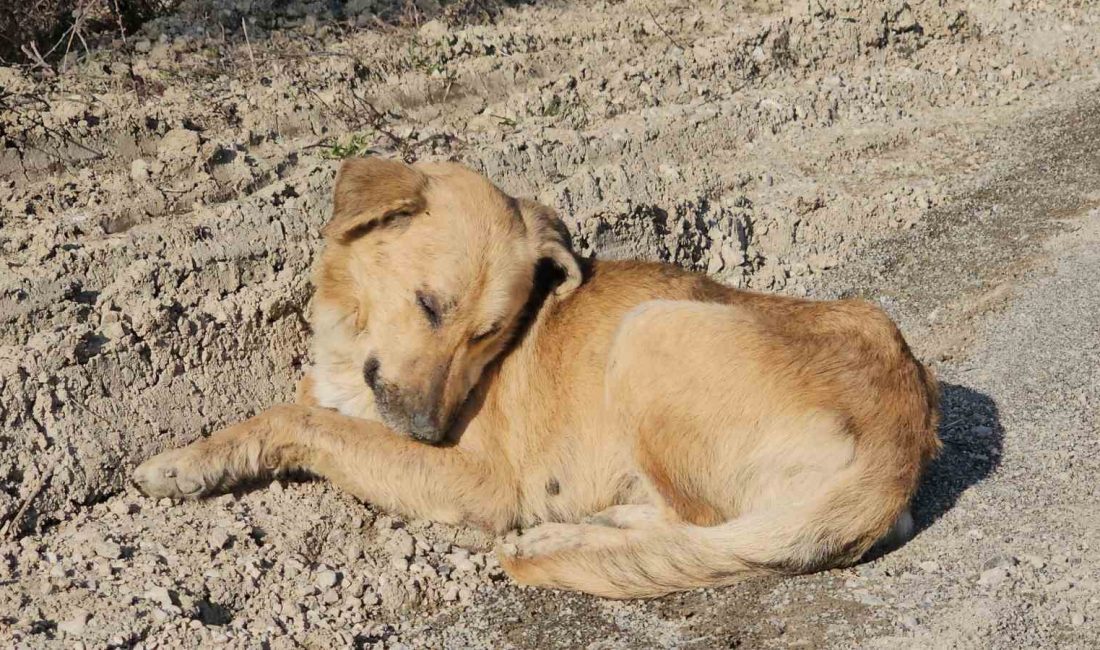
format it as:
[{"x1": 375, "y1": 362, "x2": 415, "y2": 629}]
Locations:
[{"x1": 912, "y1": 381, "x2": 1004, "y2": 533}]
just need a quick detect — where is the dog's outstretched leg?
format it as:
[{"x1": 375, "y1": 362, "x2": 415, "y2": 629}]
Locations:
[{"x1": 133, "y1": 404, "x2": 515, "y2": 530}]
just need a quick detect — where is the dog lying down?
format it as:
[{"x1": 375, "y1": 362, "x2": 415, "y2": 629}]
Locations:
[{"x1": 135, "y1": 157, "x2": 941, "y2": 598}]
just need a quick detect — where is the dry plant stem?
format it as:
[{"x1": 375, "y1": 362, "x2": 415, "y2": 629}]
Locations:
[
  {"x1": 645, "y1": 4, "x2": 686, "y2": 50},
  {"x1": 112, "y1": 0, "x2": 128, "y2": 45},
  {"x1": 0, "y1": 461, "x2": 56, "y2": 540},
  {"x1": 242, "y1": 18, "x2": 258, "y2": 78}
]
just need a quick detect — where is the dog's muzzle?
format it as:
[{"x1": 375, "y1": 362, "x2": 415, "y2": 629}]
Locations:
[{"x1": 364, "y1": 356, "x2": 449, "y2": 444}]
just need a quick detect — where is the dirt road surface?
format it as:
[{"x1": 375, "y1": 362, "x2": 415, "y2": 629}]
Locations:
[{"x1": 2, "y1": 1, "x2": 1098, "y2": 647}]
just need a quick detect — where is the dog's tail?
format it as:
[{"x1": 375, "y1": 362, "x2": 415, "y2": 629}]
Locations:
[{"x1": 498, "y1": 450, "x2": 921, "y2": 599}]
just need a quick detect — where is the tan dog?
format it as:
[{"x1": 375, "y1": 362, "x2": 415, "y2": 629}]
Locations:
[{"x1": 135, "y1": 157, "x2": 941, "y2": 598}]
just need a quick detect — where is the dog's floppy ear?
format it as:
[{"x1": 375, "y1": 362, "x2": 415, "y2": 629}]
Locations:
[
  {"x1": 323, "y1": 157, "x2": 428, "y2": 241},
  {"x1": 518, "y1": 198, "x2": 583, "y2": 298}
]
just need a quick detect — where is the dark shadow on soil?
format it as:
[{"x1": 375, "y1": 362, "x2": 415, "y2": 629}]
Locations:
[{"x1": 911, "y1": 381, "x2": 1003, "y2": 534}]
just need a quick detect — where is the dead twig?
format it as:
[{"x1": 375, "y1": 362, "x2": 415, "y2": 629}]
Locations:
[
  {"x1": 111, "y1": 0, "x2": 129, "y2": 45},
  {"x1": 1, "y1": 461, "x2": 57, "y2": 540},
  {"x1": 19, "y1": 42, "x2": 55, "y2": 76},
  {"x1": 69, "y1": 399, "x2": 115, "y2": 429},
  {"x1": 349, "y1": 94, "x2": 414, "y2": 160},
  {"x1": 644, "y1": 4, "x2": 686, "y2": 51},
  {"x1": 58, "y1": 0, "x2": 94, "y2": 72},
  {"x1": 241, "y1": 18, "x2": 258, "y2": 78},
  {"x1": 0, "y1": 91, "x2": 106, "y2": 161}
]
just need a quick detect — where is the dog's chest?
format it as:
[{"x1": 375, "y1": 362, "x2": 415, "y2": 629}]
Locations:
[{"x1": 312, "y1": 372, "x2": 380, "y2": 421}]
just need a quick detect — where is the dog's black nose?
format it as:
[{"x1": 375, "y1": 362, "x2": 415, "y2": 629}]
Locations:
[
  {"x1": 363, "y1": 356, "x2": 381, "y2": 391},
  {"x1": 410, "y1": 411, "x2": 445, "y2": 444}
]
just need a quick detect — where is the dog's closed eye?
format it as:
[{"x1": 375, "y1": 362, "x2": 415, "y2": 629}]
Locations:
[
  {"x1": 470, "y1": 323, "x2": 501, "y2": 344},
  {"x1": 417, "y1": 291, "x2": 442, "y2": 328}
]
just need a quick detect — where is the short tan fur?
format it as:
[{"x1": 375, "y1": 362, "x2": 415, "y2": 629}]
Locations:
[{"x1": 136, "y1": 157, "x2": 941, "y2": 598}]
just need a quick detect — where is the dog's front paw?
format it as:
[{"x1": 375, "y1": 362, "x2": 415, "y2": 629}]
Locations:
[{"x1": 133, "y1": 446, "x2": 217, "y2": 499}]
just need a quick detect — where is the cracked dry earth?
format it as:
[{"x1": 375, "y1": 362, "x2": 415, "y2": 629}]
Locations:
[{"x1": 2, "y1": 0, "x2": 1099, "y2": 647}]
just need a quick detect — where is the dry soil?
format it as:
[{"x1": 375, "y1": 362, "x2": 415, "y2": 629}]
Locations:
[{"x1": 1, "y1": 0, "x2": 1099, "y2": 647}]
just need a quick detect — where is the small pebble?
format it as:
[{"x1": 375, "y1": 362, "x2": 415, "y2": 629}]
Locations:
[
  {"x1": 58, "y1": 610, "x2": 90, "y2": 636},
  {"x1": 145, "y1": 586, "x2": 173, "y2": 607},
  {"x1": 109, "y1": 500, "x2": 137, "y2": 516},
  {"x1": 94, "y1": 540, "x2": 122, "y2": 560},
  {"x1": 208, "y1": 528, "x2": 231, "y2": 551},
  {"x1": 442, "y1": 583, "x2": 460, "y2": 601},
  {"x1": 978, "y1": 567, "x2": 1008, "y2": 587}
]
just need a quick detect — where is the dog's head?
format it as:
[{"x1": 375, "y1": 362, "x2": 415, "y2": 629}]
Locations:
[{"x1": 310, "y1": 157, "x2": 582, "y2": 443}]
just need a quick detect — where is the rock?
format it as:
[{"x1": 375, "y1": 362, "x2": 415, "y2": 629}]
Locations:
[
  {"x1": 145, "y1": 586, "x2": 174, "y2": 607},
  {"x1": 94, "y1": 540, "x2": 122, "y2": 560},
  {"x1": 918, "y1": 561, "x2": 941, "y2": 573},
  {"x1": 981, "y1": 556, "x2": 1017, "y2": 571},
  {"x1": 389, "y1": 529, "x2": 415, "y2": 560},
  {"x1": 892, "y1": 5, "x2": 918, "y2": 32},
  {"x1": 1070, "y1": 612, "x2": 1086, "y2": 626},
  {"x1": 109, "y1": 499, "x2": 137, "y2": 516},
  {"x1": 362, "y1": 590, "x2": 381, "y2": 607},
  {"x1": 315, "y1": 569, "x2": 339, "y2": 589},
  {"x1": 442, "y1": 583, "x2": 460, "y2": 601},
  {"x1": 130, "y1": 158, "x2": 150, "y2": 182},
  {"x1": 978, "y1": 567, "x2": 1009, "y2": 587},
  {"x1": 451, "y1": 555, "x2": 476, "y2": 574},
  {"x1": 158, "y1": 129, "x2": 201, "y2": 164},
  {"x1": 322, "y1": 589, "x2": 339, "y2": 604},
  {"x1": 58, "y1": 610, "x2": 90, "y2": 635},
  {"x1": 1023, "y1": 555, "x2": 1047, "y2": 569},
  {"x1": 208, "y1": 528, "x2": 231, "y2": 552},
  {"x1": 852, "y1": 590, "x2": 886, "y2": 606},
  {"x1": 418, "y1": 19, "x2": 448, "y2": 42}
]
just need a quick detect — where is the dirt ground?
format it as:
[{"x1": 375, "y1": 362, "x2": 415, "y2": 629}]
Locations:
[{"x1": 2, "y1": 0, "x2": 1099, "y2": 647}]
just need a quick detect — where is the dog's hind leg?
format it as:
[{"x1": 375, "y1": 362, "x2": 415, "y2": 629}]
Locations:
[{"x1": 133, "y1": 404, "x2": 517, "y2": 531}]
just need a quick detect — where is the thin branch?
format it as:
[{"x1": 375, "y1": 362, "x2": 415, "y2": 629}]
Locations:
[
  {"x1": 0, "y1": 92, "x2": 107, "y2": 160},
  {"x1": 111, "y1": 0, "x2": 128, "y2": 45},
  {"x1": 19, "y1": 43, "x2": 56, "y2": 76},
  {"x1": 1, "y1": 461, "x2": 57, "y2": 540},
  {"x1": 645, "y1": 5, "x2": 686, "y2": 51},
  {"x1": 241, "y1": 18, "x2": 258, "y2": 77}
]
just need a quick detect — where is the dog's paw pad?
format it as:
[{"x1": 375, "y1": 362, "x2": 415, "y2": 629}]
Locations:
[
  {"x1": 585, "y1": 504, "x2": 664, "y2": 529},
  {"x1": 507, "y1": 524, "x2": 589, "y2": 558}
]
